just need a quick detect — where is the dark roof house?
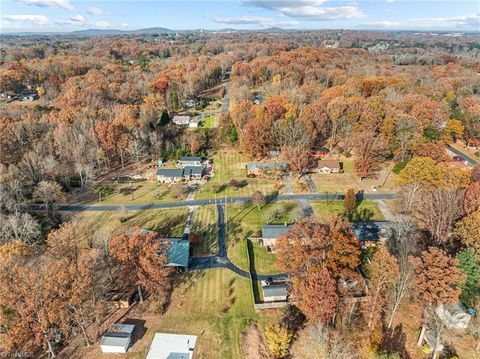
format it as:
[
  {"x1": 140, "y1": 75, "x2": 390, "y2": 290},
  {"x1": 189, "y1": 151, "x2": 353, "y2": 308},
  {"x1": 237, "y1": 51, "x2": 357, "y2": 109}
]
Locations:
[
  {"x1": 261, "y1": 224, "x2": 293, "y2": 239},
  {"x1": 164, "y1": 238, "x2": 190, "y2": 267},
  {"x1": 156, "y1": 168, "x2": 184, "y2": 179},
  {"x1": 351, "y1": 221, "x2": 390, "y2": 242}
]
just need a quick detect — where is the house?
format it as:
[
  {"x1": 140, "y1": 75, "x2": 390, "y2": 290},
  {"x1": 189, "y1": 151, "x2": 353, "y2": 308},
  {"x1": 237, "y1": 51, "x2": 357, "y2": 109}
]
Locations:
[
  {"x1": 179, "y1": 156, "x2": 202, "y2": 167},
  {"x1": 256, "y1": 224, "x2": 293, "y2": 249},
  {"x1": 245, "y1": 162, "x2": 288, "y2": 177},
  {"x1": 156, "y1": 168, "x2": 184, "y2": 183},
  {"x1": 146, "y1": 333, "x2": 197, "y2": 359},
  {"x1": 19, "y1": 93, "x2": 38, "y2": 101},
  {"x1": 351, "y1": 221, "x2": 390, "y2": 243},
  {"x1": 172, "y1": 115, "x2": 191, "y2": 125},
  {"x1": 436, "y1": 302, "x2": 472, "y2": 329},
  {"x1": 261, "y1": 280, "x2": 288, "y2": 303},
  {"x1": 184, "y1": 99, "x2": 199, "y2": 108},
  {"x1": 188, "y1": 118, "x2": 202, "y2": 128},
  {"x1": 100, "y1": 323, "x2": 135, "y2": 353},
  {"x1": 164, "y1": 238, "x2": 190, "y2": 267},
  {"x1": 311, "y1": 146, "x2": 330, "y2": 157},
  {"x1": 316, "y1": 160, "x2": 342, "y2": 174},
  {"x1": 183, "y1": 166, "x2": 204, "y2": 180}
]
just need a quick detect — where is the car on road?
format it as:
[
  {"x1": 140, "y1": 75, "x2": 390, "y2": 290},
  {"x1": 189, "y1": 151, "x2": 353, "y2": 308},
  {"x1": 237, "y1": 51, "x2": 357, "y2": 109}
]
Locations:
[{"x1": 453, "y1": 155, "x2": 464, "y2": 161}]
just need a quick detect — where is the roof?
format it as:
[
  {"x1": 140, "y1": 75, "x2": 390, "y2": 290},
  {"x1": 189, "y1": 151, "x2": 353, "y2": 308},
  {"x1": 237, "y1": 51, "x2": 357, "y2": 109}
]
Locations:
[
  {"x1": 246, "y1": 162, "x2": 288, "y2": 171},
  {"x1": 317, "y1": 160, "x2": 341, "y2": 169},
  {"x1": 351, "y1": 221, "x2": 390, "y2": 242},
  {"x1": 100, "y1": 324, "x2": 134, "y2": 348},
  {"x1": 183, "y1": 166, "x2": 204, "y2": 176},
  {"x1": 262, "y1": 283, "x2": 288, "y2": 298},
  {"x1": 146, "y1": 333, "x2": 197, "y2": 359},
  {"x1": 156, "y1": 169, "x2": 184, "y2": 178},
  {"x1": 172, "y1": 115, "x2": 191, "y2": 122},
  {"x1": 179, "y1": 156, "x2": 202, "y2": 162},
  {"x1": 165, "y1": 238, "x2": 190, "y2": 267},
  {"x1": 261, "y1": 224, "x2": 292, "y2": 239},
  {"x1": 109, "y1": 323, "x2": 135, "y2": 334}
]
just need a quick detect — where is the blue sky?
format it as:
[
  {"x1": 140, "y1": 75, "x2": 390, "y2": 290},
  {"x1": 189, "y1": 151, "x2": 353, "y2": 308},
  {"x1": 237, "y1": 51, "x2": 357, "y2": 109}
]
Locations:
[{"x1": 0, "y1": 0, "x2": 479, "y2": 32}]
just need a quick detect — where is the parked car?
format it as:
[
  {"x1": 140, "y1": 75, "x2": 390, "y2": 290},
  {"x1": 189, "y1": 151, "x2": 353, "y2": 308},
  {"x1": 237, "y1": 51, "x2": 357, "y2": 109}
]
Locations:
[{"x1": 452, "y1": 155, "x2": 464, "y2": 161}]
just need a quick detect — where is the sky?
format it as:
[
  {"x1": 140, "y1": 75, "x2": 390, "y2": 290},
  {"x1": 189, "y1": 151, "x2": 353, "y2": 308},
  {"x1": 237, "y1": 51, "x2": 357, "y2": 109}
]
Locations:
[{"x1": 0, "y1": 0, "x2": 479, "y2": 33}]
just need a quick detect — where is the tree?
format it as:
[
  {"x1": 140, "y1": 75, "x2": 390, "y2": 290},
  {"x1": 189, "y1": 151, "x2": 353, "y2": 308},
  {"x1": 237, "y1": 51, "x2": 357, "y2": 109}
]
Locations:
[
  {"x1": 343, "y1": 188, "x2": 356, "y2": 217},
  {"x1": 190, "y1": 135, "x2": 200, "y2": 155},
  {"x1": 0, "y1": 212, "x2": 41, "y2": 245},
  {"x1": 414, "y1": 142, "x2": 448, "y2": 163},
  {"x1": 293, "y1": 268, "x2": 339, "y2": 324},
  {"x1": 441, "y1": 119, "x2": 464, "y2": 143},
  {"x1": 32, "y1": 180, "x2": 65, "y2": 219},
  {"x1": 280, "y1": 145, "x2": 315, "y2": 178},
  {"x1": 109, "y1": 229, "x2": 172, "y2": 302},
  {"x1": 47, "y1": 222, "x2": 82, "y2": 262},
  {"x1": 264, "y1": 324, "x2": 292, "y2": 358},
  {"x1": 229, "y1": 179, "x2": 240, "y2": 190},
  {"x1": 361, "y1": 248, "x2": 399, "y2": 329},
  {"x1": 464, "y1": 181, "x2": 480, "y2": 215},
  {"x1": 456, "y1": 248, "x2": 480, "y2": 307},
  {"x1": 454, "y1": 210, "x2": 480, "y2": 256},
  {"x1": 396, "y1": 157, "x2": 442, "y2": 189},
  {"x1": 251, "y1": 190, "x2": 266, "y2": 210},
  {"x1": 92, "y1": 184, "x2": 114, "y2": 202},
  {"x1": 414, "y1": 188, "x2": 464, "y2": 244}
]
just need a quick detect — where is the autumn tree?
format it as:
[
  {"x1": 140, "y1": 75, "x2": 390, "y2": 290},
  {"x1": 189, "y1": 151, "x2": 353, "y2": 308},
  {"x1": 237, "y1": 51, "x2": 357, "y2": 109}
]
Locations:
[
  {"x1": 32, "y1": 180, "x2": 65, "y2": 219},
  {"x1": 109, "y1": 229, "x2": 172, "y2": 302},
  {"x1": 251, "y1": 190, "x2": 266, "y2": 210},
  {"x1": 361, "y1": 248, "x2": 399, "y2": 329},
  {"x1": 280, "y1": 145, "x2": 315, "y2": 178},
  {"x1": 264, "y1": 324, "x2": 292, "y2": 358},
  {"x1": 414, "y1": 141, "x2": 448, "y2": 163},
  {"x1": 464, "y1": 181, "x2": 480, "y2": 215},
  {"x1": 454, "y1": 210, "x2": 480, "y2": 255},
  {"x1": 396, "y1": 157, "x2": 442, "y2": 189},
  {"x1": 343, "y1": 188, "x2": 356, "y2": 218},
  {"x1": 441, "y1": 119, "x2": 464, "y2": 143},
  {"x1": 293, "y1": 268, "x2": 339, "y2": 324}
]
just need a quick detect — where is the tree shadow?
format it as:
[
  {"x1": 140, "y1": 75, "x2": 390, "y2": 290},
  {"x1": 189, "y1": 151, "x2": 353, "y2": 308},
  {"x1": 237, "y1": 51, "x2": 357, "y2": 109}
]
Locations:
[
  {"x1": 380, "y1": 324, "x2": 411, "y2": 359},
  {"x1": 119, "y1": 185, "x2": 143, "y2": 197},
  {"x1": 247, "y1": 239, "x2": 262, "y2": 303}
]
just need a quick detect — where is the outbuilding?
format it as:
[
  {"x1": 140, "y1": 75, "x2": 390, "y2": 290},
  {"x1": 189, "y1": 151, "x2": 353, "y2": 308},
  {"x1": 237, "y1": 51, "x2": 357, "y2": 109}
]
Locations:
[
  {"x1": 146, "y1": 333, "x2": 197, "y2": 359},
  {"x1": 100, "y1": 323, "x2": 135, "y2": 353}
]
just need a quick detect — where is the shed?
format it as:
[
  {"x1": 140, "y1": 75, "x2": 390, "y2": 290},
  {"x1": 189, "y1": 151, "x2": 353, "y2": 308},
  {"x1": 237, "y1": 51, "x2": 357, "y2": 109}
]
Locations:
[
  {"x1": 146, "y1": 333, "x2": 197, "y2": 359},
  {"x1": 261, "y1": 281, "x2": 288, "y2": 303},
  {"x1": 165, "y1": 238, "x2": 190, "y2": 267},
  {"x1": 100, "y1": 323, "x2": 135, "y2": 353}
]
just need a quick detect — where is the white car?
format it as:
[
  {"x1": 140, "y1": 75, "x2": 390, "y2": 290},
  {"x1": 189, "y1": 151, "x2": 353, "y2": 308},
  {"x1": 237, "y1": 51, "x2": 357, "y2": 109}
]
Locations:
[{"x1": 370, "y1": 185, "x2": 378, "y2": 192}]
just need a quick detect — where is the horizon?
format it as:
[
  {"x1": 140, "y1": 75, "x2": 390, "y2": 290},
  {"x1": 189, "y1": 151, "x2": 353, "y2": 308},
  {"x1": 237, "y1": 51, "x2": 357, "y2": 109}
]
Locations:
[{"x1": 0, "y1": 0, "x2": 479, "y2": 33}]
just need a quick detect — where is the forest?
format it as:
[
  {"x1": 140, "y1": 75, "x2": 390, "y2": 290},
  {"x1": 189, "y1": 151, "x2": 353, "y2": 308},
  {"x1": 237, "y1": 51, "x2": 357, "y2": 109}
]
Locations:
[{"x1": 0, "y1": 30, "x2": 480, "y2": 358}]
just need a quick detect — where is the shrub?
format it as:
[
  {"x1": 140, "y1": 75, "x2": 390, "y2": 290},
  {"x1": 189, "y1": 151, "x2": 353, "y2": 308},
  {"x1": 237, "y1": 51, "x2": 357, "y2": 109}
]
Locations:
[
  {"x1": 392, "y1": 160, "x2": 407, "y2": 174},
  {"x1": 247, "y1": 173, "x2": 256, "y2": 178}
]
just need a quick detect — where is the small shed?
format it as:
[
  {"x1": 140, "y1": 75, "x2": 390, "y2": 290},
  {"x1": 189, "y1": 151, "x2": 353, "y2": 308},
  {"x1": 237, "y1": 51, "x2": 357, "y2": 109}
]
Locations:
[
  {"x1": 165, "y1": 238, "x2": 190, "y2": 267},
  {"x1": 100, "y1": 323, "x2": 135, "y2": 353},
  {"x1": 261, "y1": 281, "x2": 288, "y2": 303},
  {"x1": 146, "y1": 333, "x2": 197, "y2": 359}
]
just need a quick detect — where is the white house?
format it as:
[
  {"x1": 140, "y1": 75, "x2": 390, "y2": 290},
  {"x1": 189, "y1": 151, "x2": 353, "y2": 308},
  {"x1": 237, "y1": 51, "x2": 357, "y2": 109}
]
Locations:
[
  {"x1": 146, "y1": 333, "x2": 197, "y2": 359},
  {"x1": 316, "y1": 160, "x2": 342, "y2": 174},
  {"x1": 172, "y1": 115, "x2": 191, "y2": 125},
  {"x1": 100, "y1": 323, "x2": 135, "y2": 353}
]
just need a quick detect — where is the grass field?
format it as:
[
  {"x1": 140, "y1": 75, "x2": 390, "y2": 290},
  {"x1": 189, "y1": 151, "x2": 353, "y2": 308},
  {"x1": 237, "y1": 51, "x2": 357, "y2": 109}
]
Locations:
[
  {"x1": 191, "y1": 205, "x2": 218, "y2": 256},
  {"x1": 226, "y1": 201, "x2": 297, "y2": 275},
  {"x1": 196, "y1": 149, "x2": 285, "y2": 199},
  {"x1": 102, "y1": 269, "x2": 281, "y2": 359},
  {"x1": 310, "y1": 199, "x2": 384, "y2": 221},
  {"x1": 91, "y1": 181, "x2": 188, "y2": 205},
  {"x1": 66, "y1": 208, "x2": 189, "y2": 238},
  {"x1": 201, "y1": 115, "x2": 218, "y2": 128}
]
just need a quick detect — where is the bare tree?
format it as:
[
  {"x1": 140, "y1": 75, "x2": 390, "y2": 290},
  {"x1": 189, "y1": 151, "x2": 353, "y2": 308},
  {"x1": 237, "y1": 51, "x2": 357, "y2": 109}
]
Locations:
[
  {"x1": 396, "y1": 183, "x2": 421, "y2": 214},
  {"x1": 0, "y1": 212, "x2": 41, "y2": 245}
]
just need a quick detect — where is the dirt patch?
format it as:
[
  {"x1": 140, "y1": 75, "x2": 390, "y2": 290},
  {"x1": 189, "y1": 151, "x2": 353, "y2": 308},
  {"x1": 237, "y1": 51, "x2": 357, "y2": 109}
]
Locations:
[{"x1": 242, "y1": 324, "x2": 270, "y2": 359}]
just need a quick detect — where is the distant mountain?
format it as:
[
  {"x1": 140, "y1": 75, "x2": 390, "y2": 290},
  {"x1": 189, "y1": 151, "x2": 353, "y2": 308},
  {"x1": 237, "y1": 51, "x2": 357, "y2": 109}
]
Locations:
[{"x1": 70, "y1": 27, "x2": 173, "y2": 36}]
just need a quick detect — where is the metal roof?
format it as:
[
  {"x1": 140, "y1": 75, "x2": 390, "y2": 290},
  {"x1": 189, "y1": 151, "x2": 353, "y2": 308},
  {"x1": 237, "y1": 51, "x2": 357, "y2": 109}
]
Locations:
[
  {"x1": 100, "y1": 332, "x2": 131, "y2": 348},
  {"x1": 156, "y1": 169, "x2": 184, "y2": 178},
  {"x1": 183, "y1": 166, "x2": 204, "y2": 176},
  {"x1": 146, "y1": 333, "x2": 197, "y2": 359},
  {"x1": 261, "y1": 224, "x2": 292, "y2": 239},
  {"x1": 179, "y1": 156, "x2": 201, "y2": 162},
  {"x1": 262, "y1": 283, "x2": 288, "y2": 298},
  {"x1": 165, "y1": 238, "x2": 190, "y2": 267}
]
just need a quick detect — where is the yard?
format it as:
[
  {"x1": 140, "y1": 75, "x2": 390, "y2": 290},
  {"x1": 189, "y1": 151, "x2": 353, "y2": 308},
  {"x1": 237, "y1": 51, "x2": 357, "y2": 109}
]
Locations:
[
  {"x1": 190, "y1": 205, "x2": 218, "y2": 257},
  {"x1": 226, "y1": 201, "x2": 297, "y2": 275},
  {"x1": 82, "y1": 269, "x2": 281, "y2": 359},
  {"x1": 310, "y1": 199, "x2": 384, "y2": 221},
  {"x1": 200, "y1": 115, "x2": 217, "y2": 128},
  {"x1": 196, "y1": 149, "x2": 285, "y2": 199},
  {"x1": 310, "y1": 157, "x2": 397, "y2": 194},
  {"x1": 65, "y1": 208, "x2": 189, "y2": 238}
]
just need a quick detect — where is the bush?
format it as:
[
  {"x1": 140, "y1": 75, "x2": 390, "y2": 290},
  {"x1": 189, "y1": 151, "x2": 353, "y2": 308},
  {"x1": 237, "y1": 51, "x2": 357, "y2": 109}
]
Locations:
[
  {"x1": 247, "y1": 173, "x2": 256, "y2": 178},
  {"x1": 475, "y1": 151, "x2": 480, "y2": 158},
  {"x1": 392, "y1": 160, "x2": 408, "y2": 174},
  {"x1": 338, "y1": 169, "x2": 345, "y2": 174}
]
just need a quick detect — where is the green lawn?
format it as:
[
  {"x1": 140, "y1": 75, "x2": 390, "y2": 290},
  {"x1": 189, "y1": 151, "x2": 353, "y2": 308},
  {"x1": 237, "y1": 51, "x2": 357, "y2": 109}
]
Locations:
[
  {"x1": 196, "y1": 149, "x2": 285, "y2": 199},
  {"x1": 191, "y1": 205, "x2": 218, "y2": 256},
  {"x1": 310, "y1": 200, "x2": 384, "y2": 221},
  {"x1": 91, "y1": 181, "x2": 188, "y2": 205},
  {"x1": 124, "y1": 269, "x2": 280, "y2": 359},
  {"x1": 201, "y1": 115, "x2": 217, "y2": 128},
  {"x1": 67, "y1": 208, "x2": 189, "y2": 238}
]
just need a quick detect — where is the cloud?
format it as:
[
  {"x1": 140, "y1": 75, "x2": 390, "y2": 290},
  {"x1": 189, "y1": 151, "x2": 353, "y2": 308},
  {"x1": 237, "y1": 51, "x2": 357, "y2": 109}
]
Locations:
[
  {"x1": 362, "y1": 13, "x2": 480, "y2": 30},
  {"x1": 17, "y1": 0, "x2": 74, "y2": 11},
  {"x1": 212, "y1": 15, "x2": 298, "y2": 27},
  {"x1": 86, "y1": 7, "x2": 110, "y2": 16},
  {"x1": 1, "y1": 14, "x2": 50, "y2": 28},
  {"x1": 55, "y1": 14, "x2": 84, "y2": 26},
  {"x1": 387, "y1": 0, "x2": 394, "y2": 3},
  {"x1": 242, "y1": 0, "x2": 365, "y2": 20}
]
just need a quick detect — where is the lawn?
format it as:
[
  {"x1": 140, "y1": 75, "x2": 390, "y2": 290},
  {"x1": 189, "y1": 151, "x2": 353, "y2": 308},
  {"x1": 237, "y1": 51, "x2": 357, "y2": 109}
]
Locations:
[
  {"x1": 200, "y1": 115, "x2": 217, "y2": 128},
  {"x1": 90, "y1": 181, "x2": 188, "y2": 205},
  {"x1": 226, "y1": 201, "x2": 297, "y2": 275},
  {"x1": 310, "y1": 199, "x2": 384, "y2": 221},
  {"x1": 191, "y1": 205, "x2": 218, "y2": 257},
  {"x1": 66, "y1": 208, "x2": 189, "y2": 238},
  {"x1": 311, "y1": 157, "x2": 397, "y2": 194},
  {"x1": 86, "y1": 269, "x2": 281, "y2": 359},
  {"x1": 196, "y1": 149, "x2": 285, "y2": 199}
]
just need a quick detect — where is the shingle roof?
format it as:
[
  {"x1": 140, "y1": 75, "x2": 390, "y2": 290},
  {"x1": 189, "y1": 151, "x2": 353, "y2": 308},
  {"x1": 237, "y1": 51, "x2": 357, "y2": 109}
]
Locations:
[
  {"x1": 262, "y1": 283, "x2": 288, "y2": 298},
  {"x1": 156, "y1": 169, "x2": 184, "y2": 178},
  {"x1": 183, "y1": 166, "x2": 204, "y2": 176},
  {"x1": 317, "y1": 160, "x2": 341, "y2": 169},
  {"x1": 351, "y1": 221, "x2": 390, "y2": 242},
  {"x1": 261, "y1": 224, "x2": 292, "y2": 239},
  {"x1": 180, "y1": 156, "x2": 202, "y2": 162},
  {"x1": 165, "y1": 238, "x2": 190, "y2": 267}
]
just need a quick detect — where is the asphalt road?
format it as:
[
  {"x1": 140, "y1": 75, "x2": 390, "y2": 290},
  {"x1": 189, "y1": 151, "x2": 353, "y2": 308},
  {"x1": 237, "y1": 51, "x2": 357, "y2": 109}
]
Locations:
[
  {"x1": 27, "y1": 193, "x2": 397, "y2": 212},
  {"x1": 446, "y1": 144, "x2": 479, "y2": 165}
]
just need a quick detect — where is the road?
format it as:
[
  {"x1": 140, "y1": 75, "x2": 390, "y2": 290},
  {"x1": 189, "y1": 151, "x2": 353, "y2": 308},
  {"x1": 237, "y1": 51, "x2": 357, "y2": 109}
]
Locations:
[
  {"x1": 189, "y1": 204, "x2": 287, "y2": 280},
  {"x1": 446, "y1": 144, "x2": 478, "y2": 165},
  {"x1": 27, "y1": 193, "x2": 397, "y2": 212}
]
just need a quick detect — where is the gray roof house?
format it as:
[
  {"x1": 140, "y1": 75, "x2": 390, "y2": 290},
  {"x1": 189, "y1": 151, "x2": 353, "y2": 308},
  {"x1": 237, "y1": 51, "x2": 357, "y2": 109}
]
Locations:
[
  {"x1": 100, "y1": 323, "x2": 135, "y2": 353},
  {"x1": 261, "y1": 224, "x2": 293, "y2": 239},
  {"x1": 156, "y1": 168, "x2": 184, "y2": 182},
  {"x1": 183, "y1": 166, "x2": 204, "y2": 178},
  {"x1": 164, "y1": 238, "x2": 190, "y2": 267},
  {"x1": 179, "y1": 156, "x2": 202, "y2": 167},
  {"x1": 351, "y1": 221, "x2": 390, "y2": 242},
  {"x1": 261, "y1": 281, "x2": 288, "y2": 303}
]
